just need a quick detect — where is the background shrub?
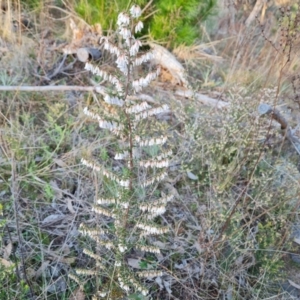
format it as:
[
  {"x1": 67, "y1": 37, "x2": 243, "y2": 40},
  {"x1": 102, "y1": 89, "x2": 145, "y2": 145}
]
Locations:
[{"x1": 75, "y1": 0, "x2": 216, "y2": 48}]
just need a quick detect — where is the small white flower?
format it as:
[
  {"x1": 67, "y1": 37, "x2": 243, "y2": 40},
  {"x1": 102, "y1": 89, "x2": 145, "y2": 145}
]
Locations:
[
  {"x1": 130, "y1": 5, "x2": 142, "y2": 18},
  {"x1": 81, "y1": 158, "x2": 101, "y2": 172},
  {"x1": 125, "y1": 101, "x2": 151, "y2": 114},
  {"x1": 132, "y1": 80, "x2": 142, "y2": 92},
  {"x1": 137, "y1": 270, "x2": 163, "y2": 278},
  {"x1": 99, "y1": 291, "x2": 107, "y2": 297},
  {"x1": 104, "y1": 94, "x2": 124, "y2": 107},
  {"x1": 92, "y1": 206, "x2": 113, "y2": 217},
  {"x1": 121, "y1": 202, "x2": 129, "y2": 209},
  {"x1": 118, "y1": 244, "x2": 127, "y2": 253},
  {"x1": 114, "y1": 151, "x2": 129, "y2": 160},
  {"x1": 130, "y1": 40, "x2": 142, "y2": 56},
  {"x1": 102, "y1": 241, "x2": 114, "y2": 249},
  {"x1": 97, "y1": 198, "x2": 116, "y2": 205},
  {"x1": 116, "y1": 54, "x2": 129, "y2": 74},
  {"x1": 115, "y1": 260, "x2": 121, "y2": 267},
  {"x1": 100, "y1": 36, "x2": 108, "y2": 43},
  {"x1": 117, "y1": 12, "x2": 130, "y2": 26},
  {"x1": 135, "y1": 21, "x2": 143, "y2": 33},
  {"x1": 119, "y1": 179, "x2": 130, "y2": 188},
  {"x1": 139, "y1": 245, "x2": 161, "y2": 254},
  {"x1": 119, "y1": 27, "x2": 131, "y2": 39}
]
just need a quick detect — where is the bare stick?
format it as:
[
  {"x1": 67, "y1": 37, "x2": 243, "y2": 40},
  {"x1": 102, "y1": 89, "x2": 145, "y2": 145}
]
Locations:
[
  {"x1": 150, "y1": 42, "x2": 190, "y2": 88},
  {"x1": 0, "y1": 85, "x2": 106, "y2": 94},
  {"x1": 258, "y1": 103, "x2": 300, "y2": 154},
  {"x1": 258, "y1": 103, "x2": 288, "y2": 129},
  {"x1": 245, "y1": 0, "x2": 264, "y2": 27},
  {"x1": 175, "y1": 88, "x2": 229, "y2": 109},
  {"x1": 0, "y1": 84, "x2": 230, "y2": 109},
  {"x1": 0, "y1": 85, "x2": 157, "y2": 105}
]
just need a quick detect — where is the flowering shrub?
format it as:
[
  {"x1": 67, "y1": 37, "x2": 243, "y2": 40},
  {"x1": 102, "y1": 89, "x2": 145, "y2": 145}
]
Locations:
[{"x1": 69, "y1": 5, "x2": 172, "y2": 298}]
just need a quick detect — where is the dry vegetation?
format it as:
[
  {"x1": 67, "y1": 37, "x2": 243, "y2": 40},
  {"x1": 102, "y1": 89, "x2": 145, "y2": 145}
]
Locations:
[{"x1": 1, "y1": 0, "x2": 300, "y2": 299}]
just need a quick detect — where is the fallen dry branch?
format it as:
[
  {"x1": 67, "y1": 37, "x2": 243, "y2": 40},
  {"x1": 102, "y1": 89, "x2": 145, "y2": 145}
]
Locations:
[
  {"x1": 150, "y1": 42, "x2": 190, "y2": 88},
  {"x1": 150, "y1": 42, "x2": 228, "y2": 109},
  {"x1": 175, "y1": 88, "x2": 229, "y2": 109},
  {"x1": 0, "y1": 85, "x2": 228, "y2": 109},
  {"x1": 258, "y1": 103, "x2": 300, "y2": 154},
  {"x1": 0, "y1": 85, "x2": 106, "y2": 95},
  {"x1": 245, "y1": 0, "x2": 265, "y2": 26},
  {"x1": 258, "y1": 103, "x2": 288, "y2": 130}
]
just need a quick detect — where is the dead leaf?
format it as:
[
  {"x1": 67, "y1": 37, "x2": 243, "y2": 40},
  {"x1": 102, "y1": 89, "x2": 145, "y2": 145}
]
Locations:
[
  {"x1": 0, "y1": 258, "x2": 13, "y2": 268},
  {"x1": 175, "y1": 260, "x2": 187, "y2": 269},
  {"x1": 288, "y1": 279, "x2": 300, "y2": 290},
  {"x1": 42, "y1": 214, "x2": 65, "y2": 226},
  {"x1": 92, "y1": 23, "x2": 102, "y2": 35},
  {"x1": 294, "y1": 238, "x2": 300, "y2": 245},
  {"x1": 187, "y1": 171, "x2": 198, "y2": 180},
  {"x1": 53, "y1": 158, "x2": 67, "y2": 168},
  {"x1": 152, "y1": 241, "x2": 167, "y2": 250},
  {"x1": 35, "y1": 260, "x2": 50, "y2": 278},
  {"x1": 163, "y1": 279, "x2": 172, "y2": 294},
  {"x1": 66, "y1": 198, "x2": 76, "y2": 214},
  {"x1": 193, "y1": 241, "x2": 204, "y2": 254},
  {"x1": 69, "y1": 287, "x2": 85, "y2": 300},
  {"x1": 164, "y1": 182, "x2": 180, "y2": 199},
  {"x1": 3, "y1": 242, "x2": 12, "y2": 260},
  {"x1": 50, "y1": 180, "x2": 63, "y2": 199},
  {"x1": 62, "y1": 257, "x2": 76, "y2": 265},
  {"x1": 150, "y1": 42, "x2": 190, "y2": 88},
  {"x1": 127, "y1": 258, "x2": 142, "y2": 269},
  {"x1": 26, "y1": 267, "x2": 36, "y2": 279},
  {"x1": 155, "y1": 277, "x2": 163, "y2": 289}
]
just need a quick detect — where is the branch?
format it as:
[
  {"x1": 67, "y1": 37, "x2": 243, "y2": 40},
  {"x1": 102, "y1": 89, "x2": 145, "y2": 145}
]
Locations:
[
  {"x1": 245, "y1": 0, "x2": 265, "y2": 27},
  {"x1": 0, "y1": 85, "x2": 157, "y2": 104},
  {"x1": 0, "y1": 85, "x2": 107, "y2": 95},
  {"x1": 175, "y1": 88, "x2": 229, "y2": 109},
  {"x1": 258, "y1": 103, "x2": 300, "y2": 154},
  {"x1": 258, "y1": 103, "x2": 287, "y2": 130},
  {"x1": 150, "y1": 42, "x2": 190, "y2": 88}
]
